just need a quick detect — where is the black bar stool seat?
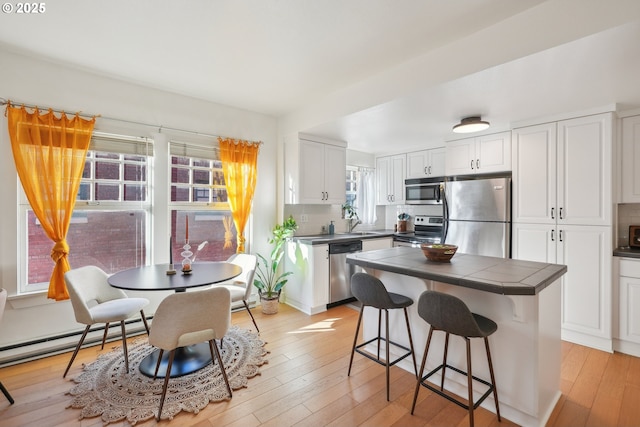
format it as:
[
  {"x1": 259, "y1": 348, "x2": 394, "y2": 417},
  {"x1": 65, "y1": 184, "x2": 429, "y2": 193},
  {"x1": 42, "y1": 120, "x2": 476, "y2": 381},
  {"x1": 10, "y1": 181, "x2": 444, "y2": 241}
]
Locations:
[
  {"x1": 411, "y1": 290, "x2": 501, "y2": 427},
  {"x1": 348, "y1": 272, "x2": 418, "y2": 401}
]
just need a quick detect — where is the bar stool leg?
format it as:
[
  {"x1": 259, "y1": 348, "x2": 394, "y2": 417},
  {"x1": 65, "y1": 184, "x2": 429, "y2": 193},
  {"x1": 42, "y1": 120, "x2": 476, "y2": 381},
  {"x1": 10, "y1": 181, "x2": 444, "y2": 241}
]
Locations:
[
  {"x1": 403, "y1": 307, "x2": 418, "y2": 379},
  {"x1": 466, "y1": 338, "x2": 474, "y2": 427},
  {"x1": 377, "y1": 309, "x2": 382, "y2": 360},
  {"x1": 485, "y1": 336, "x2": 501, "y2": 421},
  {"x1": 348, "y1": 306, "x2": 365, "y2": 376},
  {"x1": 385, "y1": 308, "x2": 391, "y2": 401},
  {"x1": 441, "y1": 332, "x2": 450, "y2": 391},
  {"x1": 411, "y1": 326, "x2": 434, "y2": 414}
]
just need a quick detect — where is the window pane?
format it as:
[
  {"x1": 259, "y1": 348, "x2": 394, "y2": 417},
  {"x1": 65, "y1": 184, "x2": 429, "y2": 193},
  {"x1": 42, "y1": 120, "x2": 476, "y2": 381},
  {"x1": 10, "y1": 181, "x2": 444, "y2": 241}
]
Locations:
[
  {"x1": 27, "y1": 210, "x2": 147, "y2": 284},
  {"x1": 171, "y1": 167, "x2": 189, "y2": 184},
  {"x1": 170, "y1": 210, "x2": 237, "y2": 263},
  {"x1": 193, "y1": 159, "x2": 210, "y2": 168},
  {"x1": 212, "y1": 188, "x2": 227, "y2": 203},
  {"x1": 124, "y1": 184, "x2": 146, "y2": 201},
  {"x1": 95, "y1": 161, "x2": 120, "y2": 180},
  {"x1": 171, "y1": 186, "x2": 190, "y2": 202},
  {"x1": 82, "y1": 161, "x2": 91, "y2": 179},
  {"x1": 172, "y1": 156, "x2": 189, "y2": 166},
  {"x1": 77, "y1": 183, "x2": 90, "y2": 201},
  {"x1": 213, "y1": 171, "x2": 225, "y2": 186},
  {"x1": 95, "y1": 183, "x2": 120, "y2": 200},
  {"x1": 193, "y1": 169, "x2": 210, "y2": 184},
  {"x1": 124, "y1": 163, "x2": 146, "y2": 182},
  {"x1": 193, "y1": 187, "x2": 210, "y2": 202},
  {"x1": 96, "y1": 152, "x2": 119, "y2": 160}
]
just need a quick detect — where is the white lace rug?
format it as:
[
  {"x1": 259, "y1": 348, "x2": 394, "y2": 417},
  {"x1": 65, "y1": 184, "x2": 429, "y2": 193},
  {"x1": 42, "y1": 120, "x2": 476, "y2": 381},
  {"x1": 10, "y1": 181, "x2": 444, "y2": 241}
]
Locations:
[{"x1": 66, "y1": 326, "x2": 268, "y2": 425}]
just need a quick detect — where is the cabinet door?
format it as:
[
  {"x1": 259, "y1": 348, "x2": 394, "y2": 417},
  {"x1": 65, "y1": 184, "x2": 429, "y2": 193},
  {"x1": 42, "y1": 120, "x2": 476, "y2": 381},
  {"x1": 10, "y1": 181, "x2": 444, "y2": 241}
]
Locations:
[
  {"x1": 557, "y1": 114, "x2": 612, "y2": 226},
  {"x1": 446, "y1": 138, "x2": 475, "y2": 175},
  {"x1": 299, "y1": 140, "x2": 326, "y2": 204},
  {"x1": 512, "y1": 223, "x2": 557, "y2": 263},
  {"x1": 476, "y1": 131, "x2": 511, "y2": 173},
  {"x1": 619, "y1": 274, "x2": 640, "y2": 345},
  {"x1": 621, "y1": 115, "x2": 640, "y2": 202},
  {"x1": 429, "y1": 147, "x2": 446, "y2": 177},
  {"x1": 324, "y1": 144, "x2": 346, "y2": 204},
  {"x1": 558, "y1": 225, "x2": 611, "y2": 344},
  {"x1": 512, "y1": 123, "x2": 557, "y2": 224},
  {"x1": 390, "y1": 154, "x2": 406, "y2": 204},
  {"x1": 376, "y1": 156, "x2": 391, "y2": 205},
  {"x1": 362, "y1": 237, "x2": 393, "y2": 251},
  {"x1": 406, "y1": 150, "x2": 428, "y2": 179}
]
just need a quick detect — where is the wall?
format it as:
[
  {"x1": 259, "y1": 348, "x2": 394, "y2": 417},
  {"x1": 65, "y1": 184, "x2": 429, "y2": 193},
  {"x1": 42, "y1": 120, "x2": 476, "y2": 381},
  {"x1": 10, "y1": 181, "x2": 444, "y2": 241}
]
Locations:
[{"x1": 0, "y1": 48, "x2": 278, "y2": 363}]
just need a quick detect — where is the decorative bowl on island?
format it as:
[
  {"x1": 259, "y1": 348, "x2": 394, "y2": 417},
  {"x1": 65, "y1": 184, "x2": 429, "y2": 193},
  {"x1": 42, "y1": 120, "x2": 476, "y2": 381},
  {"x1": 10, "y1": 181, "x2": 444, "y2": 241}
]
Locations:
[{"x1": 420, "y1": 244, "x2": 458, "y2": 262}]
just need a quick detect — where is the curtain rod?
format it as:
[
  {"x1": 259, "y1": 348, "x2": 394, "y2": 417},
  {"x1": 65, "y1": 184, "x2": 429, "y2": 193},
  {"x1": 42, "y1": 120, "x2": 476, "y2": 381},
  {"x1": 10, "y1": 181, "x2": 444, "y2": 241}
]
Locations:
[{"x1": 0, "y1": 97, "x2": 262, "y2": 143}]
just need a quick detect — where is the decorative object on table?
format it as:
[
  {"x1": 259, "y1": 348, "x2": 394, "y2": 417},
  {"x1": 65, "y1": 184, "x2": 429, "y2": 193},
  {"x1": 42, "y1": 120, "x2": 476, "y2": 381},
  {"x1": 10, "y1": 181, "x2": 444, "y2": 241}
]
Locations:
[
  {"x1": 397, "y1": 212, "x2": 410, "y2": 232},
  {"x1": 420, "y1": 243, "x2": 458, "y2": 262},
  {"x1": 67, "y1": 326, "x2": 268, "y2": 425},
  {"x1": 181, "y1": 217, "x2": 192, "y2": 273},
  {"x1": 254, "y1": 215, "x2": 298, "y2": 314},
  {"x1": 166, "y1": 236, "x2": 176, "y2": 275}
]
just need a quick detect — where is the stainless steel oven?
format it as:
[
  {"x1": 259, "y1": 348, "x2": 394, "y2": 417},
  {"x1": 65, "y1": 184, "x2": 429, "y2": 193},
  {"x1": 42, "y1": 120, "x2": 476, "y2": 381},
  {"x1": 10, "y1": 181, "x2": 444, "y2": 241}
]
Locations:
[
  {"x1": 405, "y1": 177, "x2": 444, "y2": 205},
  {"x1": 393, "y1": 215, "x2": 444, "y2": 246}
]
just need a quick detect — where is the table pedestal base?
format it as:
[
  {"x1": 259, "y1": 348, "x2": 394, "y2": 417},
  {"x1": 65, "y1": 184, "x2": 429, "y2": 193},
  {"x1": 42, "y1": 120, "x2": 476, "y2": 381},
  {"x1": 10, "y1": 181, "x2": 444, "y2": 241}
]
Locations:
[{"x1": 139, "y1": 342, "x2": 212, "y2": 378}]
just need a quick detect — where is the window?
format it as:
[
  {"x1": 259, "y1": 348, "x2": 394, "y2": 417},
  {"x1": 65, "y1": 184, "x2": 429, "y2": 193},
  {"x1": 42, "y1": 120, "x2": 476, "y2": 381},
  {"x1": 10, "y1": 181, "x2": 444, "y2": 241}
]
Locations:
[
  {"x1": 169, "y1": 141, "x2": 239, "y2": 263},
  {"x1": 20, "y1": 133, "x2": 152, "y2": 293},
  {"x1": 345, "y1": 166, "x2": 358, "y2": 207}
]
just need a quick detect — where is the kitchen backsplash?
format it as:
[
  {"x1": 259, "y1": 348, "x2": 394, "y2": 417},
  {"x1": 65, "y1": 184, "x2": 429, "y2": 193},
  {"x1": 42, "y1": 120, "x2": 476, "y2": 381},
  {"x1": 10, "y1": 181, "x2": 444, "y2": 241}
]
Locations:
[
  {"x1": 618, "y1": 203, "x2": 640, "y2": 247},
  {"x1": 284, "y1": 203, "x2": 444, "y2": 235}
]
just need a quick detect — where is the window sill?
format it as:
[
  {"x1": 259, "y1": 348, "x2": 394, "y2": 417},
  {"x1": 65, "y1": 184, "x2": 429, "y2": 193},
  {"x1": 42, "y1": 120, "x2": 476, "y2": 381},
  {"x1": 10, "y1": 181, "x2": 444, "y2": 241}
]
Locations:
[{"x1": 8, "y1": 291, "x2": 58, "y2": 309}]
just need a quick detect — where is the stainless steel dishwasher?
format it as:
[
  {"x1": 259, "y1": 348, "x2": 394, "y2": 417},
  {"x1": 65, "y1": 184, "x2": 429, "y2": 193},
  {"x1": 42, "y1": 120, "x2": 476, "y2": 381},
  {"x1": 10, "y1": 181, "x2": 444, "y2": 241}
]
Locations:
[{"x1": 328, "y1": 240, "x2": 362, "y2": 308}]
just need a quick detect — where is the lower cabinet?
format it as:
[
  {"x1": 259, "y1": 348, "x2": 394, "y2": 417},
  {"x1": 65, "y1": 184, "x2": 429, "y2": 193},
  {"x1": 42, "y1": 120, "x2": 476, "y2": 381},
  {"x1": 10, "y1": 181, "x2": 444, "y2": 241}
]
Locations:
[
  {"x1": 617, "y1": 258, "x2": 640, "y2": 356},
  {"x1": 283, "y1": 242, "x2": 329, "y2": 315},
  {"x1": 362, "y1": 237, "x2": 392, "y2": 251},
  {"x1": 513, "y1": 223, "x2": 612, "y2": 351}
]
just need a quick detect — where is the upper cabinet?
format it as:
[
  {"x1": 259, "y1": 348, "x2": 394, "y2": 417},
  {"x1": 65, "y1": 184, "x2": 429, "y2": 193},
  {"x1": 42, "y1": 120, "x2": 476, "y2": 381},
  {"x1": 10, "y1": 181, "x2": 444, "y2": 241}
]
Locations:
[
  {"x1": 621, "y1": 115, "x2": 640, "y2": 203},
  {"x1": 406, "y1": 147, "x2": 446, "y2": 179},
  {"x1": 445, "y1": 131, "x2": 511, "y2": 176},
  {"x1": 284, "y1": 134, "x2": 346, "y2": 204},
  {"x1": 512, "y1": 113, "x2": 612, "y2": 226},
  {"x1": 376, "y1": 154, "x2": 405, "y2": 205}
]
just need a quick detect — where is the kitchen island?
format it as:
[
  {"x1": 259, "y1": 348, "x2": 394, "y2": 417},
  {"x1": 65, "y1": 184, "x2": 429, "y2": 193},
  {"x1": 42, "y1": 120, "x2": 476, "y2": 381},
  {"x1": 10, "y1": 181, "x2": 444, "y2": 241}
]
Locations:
[{"x1": 347, "y1": 246, "x2": 567, "y2": 427}]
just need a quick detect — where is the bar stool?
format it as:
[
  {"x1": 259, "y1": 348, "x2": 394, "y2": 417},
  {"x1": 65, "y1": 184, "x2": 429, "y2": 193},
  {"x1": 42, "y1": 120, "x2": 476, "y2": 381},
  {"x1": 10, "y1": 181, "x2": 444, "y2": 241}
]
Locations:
[
  {"x1": 348, "y1": 272, "x2": 418, "y2": 401},
  {"x1": 411, "y1": 290, "x2": 500, "y2": 427}
]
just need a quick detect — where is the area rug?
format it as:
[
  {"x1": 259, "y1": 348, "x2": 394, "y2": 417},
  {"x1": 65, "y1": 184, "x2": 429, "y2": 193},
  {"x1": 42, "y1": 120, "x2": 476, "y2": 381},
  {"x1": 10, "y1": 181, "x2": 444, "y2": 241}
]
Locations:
[{"x1": 66, "y1": 326, "x2": 268, "y2": 425}]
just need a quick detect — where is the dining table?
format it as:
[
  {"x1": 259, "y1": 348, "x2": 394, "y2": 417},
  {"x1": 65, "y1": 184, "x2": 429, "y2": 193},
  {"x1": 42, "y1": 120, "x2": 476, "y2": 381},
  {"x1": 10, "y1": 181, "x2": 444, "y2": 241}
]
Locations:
[{"x1": 108, "y1": 261, "x2": 242, "y2": 378}]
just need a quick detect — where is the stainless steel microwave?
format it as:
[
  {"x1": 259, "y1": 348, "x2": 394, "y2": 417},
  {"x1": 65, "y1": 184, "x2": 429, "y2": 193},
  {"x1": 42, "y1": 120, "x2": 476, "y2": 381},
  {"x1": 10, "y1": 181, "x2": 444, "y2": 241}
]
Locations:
[{"x1": 404, "y1": 177, "x2": 444, "y2": 205}]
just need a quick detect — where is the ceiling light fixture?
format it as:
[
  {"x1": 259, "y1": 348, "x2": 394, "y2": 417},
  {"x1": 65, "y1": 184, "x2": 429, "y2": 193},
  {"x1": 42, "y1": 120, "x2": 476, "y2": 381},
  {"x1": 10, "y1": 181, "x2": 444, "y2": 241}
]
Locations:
[{"x1": 452, "y1": 116, "x2": 490, "y2": 134}]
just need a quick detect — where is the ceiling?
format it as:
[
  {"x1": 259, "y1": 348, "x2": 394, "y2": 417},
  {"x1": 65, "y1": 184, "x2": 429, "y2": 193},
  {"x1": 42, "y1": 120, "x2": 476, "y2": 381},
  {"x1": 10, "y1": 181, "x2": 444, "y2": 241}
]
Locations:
[{"x1": 1, "y1": 0, "x2": 640, "y2": 154}]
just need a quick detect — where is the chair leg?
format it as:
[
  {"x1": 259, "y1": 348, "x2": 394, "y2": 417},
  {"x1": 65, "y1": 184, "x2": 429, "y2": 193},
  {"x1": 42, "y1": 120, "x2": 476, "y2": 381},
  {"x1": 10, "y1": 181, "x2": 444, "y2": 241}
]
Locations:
[
  {"x1": 411, "y1": 326, "x2": 434, "y2": 415},
  {"x1": 153, "y1": 349, "x2": 164, "y2": 379},
  {"x1": 101, "y1": 323, "x2": 110, "y2": 350},
  {"x1": 377, "y1": 309, "x2": 382, "y2": 360},
  {"x1": 348, "y1": 305, "x2": 365, "y2": 377},
  {"x1": 0, "y1": 381, "x2": 14, "y2": 405},
  {"x1": 140, "y1": 310, "x2": 150, "y2": 335},
  {"x1": 485, "y1": 336, "x2": 501, "y2": 421},
  {"x1": 466, "y1": 338, "x2": 474, "y2": 427},
  {"x1": 63, "y1": 325, "x2": 90, "y2": 378},
  {"x1": 120, "y1": 321, "x2": 129, "y2": 373},
  {"x1": 441, "y1": 332, "x2": 450, "y2": 391},
  {"x1": 157, "y1": 350, "x2": 175, "y2": 421},
  {"x1": 243, "y1": 300, "x2": 260, "y2": 333},
  {"x1": 385, "y1": 308, "x2": 390, "y2": 401},
  {"x1": 211, "y1": 339, "x2": 233, "y2": 398},
  {"x1": 403, "y1": 307, "x2": 418, "y2": 379}
]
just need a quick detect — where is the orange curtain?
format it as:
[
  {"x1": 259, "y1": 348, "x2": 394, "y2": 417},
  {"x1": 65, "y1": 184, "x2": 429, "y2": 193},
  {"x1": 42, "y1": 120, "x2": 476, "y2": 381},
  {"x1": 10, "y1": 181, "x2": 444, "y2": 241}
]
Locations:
[
  {"x1": 218, "y1": 137, "x2": 260, "y2": 253},
  {"x1": 7, "y1": 105, "x2": 95, "y2": 300}
]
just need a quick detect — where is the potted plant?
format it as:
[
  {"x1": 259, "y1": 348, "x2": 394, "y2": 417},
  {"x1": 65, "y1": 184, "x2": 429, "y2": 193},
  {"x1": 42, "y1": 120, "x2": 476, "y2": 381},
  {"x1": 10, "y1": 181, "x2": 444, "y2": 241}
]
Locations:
[{"x1": 254, "y1": 215, "x2": 298, "y2": 314}]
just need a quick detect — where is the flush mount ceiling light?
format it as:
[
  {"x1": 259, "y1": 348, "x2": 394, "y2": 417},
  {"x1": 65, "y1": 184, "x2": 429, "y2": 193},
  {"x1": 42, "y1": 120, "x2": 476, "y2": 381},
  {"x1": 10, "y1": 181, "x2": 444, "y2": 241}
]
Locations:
[{"x1": 452, "y1": 116, "x2": 490, "y2": 134}]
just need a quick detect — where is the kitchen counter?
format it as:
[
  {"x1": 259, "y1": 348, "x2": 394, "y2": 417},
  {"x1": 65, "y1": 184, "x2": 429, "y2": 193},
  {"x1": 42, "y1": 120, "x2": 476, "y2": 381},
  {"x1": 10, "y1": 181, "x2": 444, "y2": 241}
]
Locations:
[
  {"x1": 292, "y1": 230, "x2": 395, "y2": 244},
  {"x1": 613, "y1": 246, "x2": 640, "y2": 258},
  {"x1": 346, "y1": 246, "x2": 566, "y2": 427},
  {"x1": 346, "y1": 246, "x2": 567, "y2": 295}
]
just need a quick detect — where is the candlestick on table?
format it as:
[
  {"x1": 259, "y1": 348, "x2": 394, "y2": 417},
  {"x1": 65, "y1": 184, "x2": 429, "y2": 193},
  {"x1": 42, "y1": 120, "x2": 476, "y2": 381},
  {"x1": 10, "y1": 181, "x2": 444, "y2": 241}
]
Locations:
[{"x1": 185, "y1": 216, "x2": 189, "y2": 242}]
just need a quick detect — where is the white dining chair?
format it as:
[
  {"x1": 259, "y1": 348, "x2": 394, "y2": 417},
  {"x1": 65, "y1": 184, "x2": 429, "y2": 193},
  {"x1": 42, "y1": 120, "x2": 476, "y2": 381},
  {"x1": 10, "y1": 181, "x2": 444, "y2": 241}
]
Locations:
[
  {"x1": 149, "y1": 286, "x2": 232, "y2": 421},
  {"x1": 0, "y1": 288, "x2": 15, "y2": 404},
  {"x1": 212, "y1": 253, "x2": 259, "y2": 332},
  {"x1": 63, "y1": 266, "x2": 150, "y2": 378}
]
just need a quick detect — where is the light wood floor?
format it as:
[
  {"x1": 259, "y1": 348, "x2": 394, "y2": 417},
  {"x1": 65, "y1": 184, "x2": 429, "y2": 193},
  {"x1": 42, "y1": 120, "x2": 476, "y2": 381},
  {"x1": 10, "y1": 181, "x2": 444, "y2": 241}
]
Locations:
[{"x1": 0, "y1": 303, "x2": 639, "y2": 426}]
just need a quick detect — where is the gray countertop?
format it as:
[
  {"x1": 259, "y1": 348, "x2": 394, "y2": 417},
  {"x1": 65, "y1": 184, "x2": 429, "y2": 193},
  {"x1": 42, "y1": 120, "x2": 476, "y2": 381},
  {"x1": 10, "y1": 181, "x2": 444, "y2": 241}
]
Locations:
[
  {"x1": 613, "y1": 247, "x2": 640, "y2": 258},
  {"x1": 292, "y1": 230, "x2": 396, "y2": 244},
  {"x1": 346, "y1": 246, "x2": 567, "y2": 296}
]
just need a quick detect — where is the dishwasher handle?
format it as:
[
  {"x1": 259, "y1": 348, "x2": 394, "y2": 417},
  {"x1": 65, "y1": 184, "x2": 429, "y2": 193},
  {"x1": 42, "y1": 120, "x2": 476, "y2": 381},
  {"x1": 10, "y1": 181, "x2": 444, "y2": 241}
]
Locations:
[{"x1": 329, "y1": 241, "x2": 363, "y2": 254}]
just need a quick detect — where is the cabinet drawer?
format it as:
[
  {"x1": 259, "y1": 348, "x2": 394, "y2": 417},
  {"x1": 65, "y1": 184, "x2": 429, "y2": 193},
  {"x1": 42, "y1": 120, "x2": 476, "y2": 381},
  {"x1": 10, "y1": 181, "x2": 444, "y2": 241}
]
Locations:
[{"x1": 620, "y1": 258, "x2": 640, "y2": 277}]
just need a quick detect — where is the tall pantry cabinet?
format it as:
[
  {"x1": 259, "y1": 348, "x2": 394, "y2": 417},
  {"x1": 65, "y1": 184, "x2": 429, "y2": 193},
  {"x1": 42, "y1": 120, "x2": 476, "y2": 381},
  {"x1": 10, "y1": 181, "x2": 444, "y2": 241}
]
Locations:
[{"x1": 512, "y1": 113, "x2": 613, "y2": 352}]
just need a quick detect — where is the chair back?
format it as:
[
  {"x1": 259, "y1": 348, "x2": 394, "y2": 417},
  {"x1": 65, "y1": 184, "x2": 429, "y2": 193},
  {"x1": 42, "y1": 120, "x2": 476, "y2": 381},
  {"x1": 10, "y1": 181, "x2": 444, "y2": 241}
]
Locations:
[
  {"x1": 0, "y1": 288, "x2": 7, "y2": 325},
  {"x1": 417, "y1": 290, "x2": 485, "y2": 338},
  {"x1": 64, "y1": 266, "x2": 128, "y2": 325},
  {"x1": 149, "y1": 286, "x2": 231, "y2": 351},
  {"x1": 227, "y1": 253, "x2": 257, "y2": 300},
  {"x1": 351, "y1": 272, "x2": 397, "y2": 309}
]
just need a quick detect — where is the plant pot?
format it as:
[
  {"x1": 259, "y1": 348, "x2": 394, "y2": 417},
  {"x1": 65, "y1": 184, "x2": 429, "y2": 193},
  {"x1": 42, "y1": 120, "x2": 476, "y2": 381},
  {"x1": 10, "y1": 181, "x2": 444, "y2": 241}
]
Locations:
[{"x1": 260, "y1": 293, "x2": 280, "y2": 315}]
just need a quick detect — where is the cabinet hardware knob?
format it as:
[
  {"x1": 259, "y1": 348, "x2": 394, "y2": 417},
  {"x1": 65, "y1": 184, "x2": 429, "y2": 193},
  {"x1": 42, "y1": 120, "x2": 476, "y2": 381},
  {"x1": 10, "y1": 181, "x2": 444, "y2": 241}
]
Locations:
[
  {"x1": 476, "y1": 159, "x2": 480, "y2": 169},
  {"x1": 559, "y1": 230, "x2": 563, "y2": 242},
  {"x1": 559, "y1": 207, "x2": 563, "y2": 219},
  {"x1": 551, "y1": 229, "x2": 555, "y2": 241},
  {"x1": 470, "y1": 159, "x2": 474, "y2": 169},
  {"x1": 551, "y1": 207, "x2": 555, "y2": 219}
]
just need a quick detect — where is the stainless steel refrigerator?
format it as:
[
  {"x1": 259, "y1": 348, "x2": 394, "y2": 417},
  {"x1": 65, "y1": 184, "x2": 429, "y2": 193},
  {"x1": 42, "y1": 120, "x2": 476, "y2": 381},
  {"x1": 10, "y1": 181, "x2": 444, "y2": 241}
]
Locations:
[{"x1": 444, "y1": 175, "x2": 511, "y2": 258}]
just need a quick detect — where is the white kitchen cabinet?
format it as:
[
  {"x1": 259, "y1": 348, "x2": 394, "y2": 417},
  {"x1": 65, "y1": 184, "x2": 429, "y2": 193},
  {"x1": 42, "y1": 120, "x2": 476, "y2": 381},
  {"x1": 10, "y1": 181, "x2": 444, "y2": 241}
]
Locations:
[
  {"x1": 406, "y1": 147, "x2": 446, "y2": 179},
  {"x1": 512, "y1": 114, "x2": 612, "y2": 226},
  {"x1": 284, "y1": 134, "x2": 346, "y2": 204},
  {"x1": 513, "y1": 223, "x2": 612, "y2": 351},
  {"x1": 445, "y1": 131, "x2": 511, "y2": 176},
  {"x1": 362, "y1": 237, "x2": 393, "y2": 251},
  {"x1": 283, "y1": 241, "x2": 329, "y2": 315},
  {"x1": 376, "y1": 154, "x2": 405, "y2": 205},
  {"x1": 621, "y1": 115, "x2": 640, "y2": 203},
  {"x1": 617, "y1": 258, "x2": 640, "y2": 356}
]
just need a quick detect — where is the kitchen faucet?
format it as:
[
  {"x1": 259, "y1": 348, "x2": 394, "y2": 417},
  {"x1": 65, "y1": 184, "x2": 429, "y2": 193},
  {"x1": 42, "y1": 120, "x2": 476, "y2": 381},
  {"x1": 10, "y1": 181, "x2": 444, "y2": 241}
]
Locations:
[{"x1": 348, "y1": 218, "x2": 362, "y2": 233}]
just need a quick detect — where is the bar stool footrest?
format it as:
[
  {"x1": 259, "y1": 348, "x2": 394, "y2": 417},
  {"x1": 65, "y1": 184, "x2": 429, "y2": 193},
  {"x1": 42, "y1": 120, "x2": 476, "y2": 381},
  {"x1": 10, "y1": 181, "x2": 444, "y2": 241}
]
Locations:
[
  {"x1": 355, "y1": 336, "x2": 413, "y2": 368},
  {"x1": 420, "y1": 363, "x2": 495, "y2": 411}
]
